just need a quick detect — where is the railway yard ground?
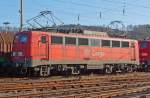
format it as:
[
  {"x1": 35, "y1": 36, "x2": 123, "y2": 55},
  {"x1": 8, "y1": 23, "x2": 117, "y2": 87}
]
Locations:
[{"x1": 0, "y1": 72, "x2": 149, "y2": 98}]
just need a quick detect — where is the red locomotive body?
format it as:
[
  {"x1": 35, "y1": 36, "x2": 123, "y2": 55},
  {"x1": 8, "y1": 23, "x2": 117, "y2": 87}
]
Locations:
[
  {"x1": 139, "y1": 40, "x2": 150, "y2": 71},
  {"x1": 12, "y1": 31, "x2": 139, "y2": 76}
]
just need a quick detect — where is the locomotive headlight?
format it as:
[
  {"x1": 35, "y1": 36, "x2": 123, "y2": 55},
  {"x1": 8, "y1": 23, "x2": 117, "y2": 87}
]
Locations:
[
  {"x1": 12, "y1": 52, "x2": 17, "y2": 56},
  {"x1": 18, "y1": 51, "x2": 23, "y2": 56}
]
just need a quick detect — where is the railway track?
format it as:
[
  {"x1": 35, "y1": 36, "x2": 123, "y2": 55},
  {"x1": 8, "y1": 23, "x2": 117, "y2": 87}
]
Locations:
[
  {"x1": 0, "y1": 72, "x2": 150, "y2": 83},
  {"x1": 0, "y1": 72, "x2": 150, "y2": 98},
  {"x1": 1, "y1": 81, "x2": 150, "y2": 98}
]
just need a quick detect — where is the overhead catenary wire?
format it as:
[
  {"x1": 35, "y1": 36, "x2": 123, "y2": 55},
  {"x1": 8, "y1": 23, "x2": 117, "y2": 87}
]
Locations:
[
  {"x1": 82, "y1": 0, "x2": 150, "y2": 14},
  {"x1": 52, "y1": 9, "x2": 144, "y2": 25},
  {"x1": 100, "y1": 0, "x2": 150, "y2": 9},
  {"x1": 53, "y1": 0, "x2": 150, "y2": 18},
  {"x1": 32, "y1": 0, "x2": 150, "y2": 18},
  {"x1": 28, "y1": 0, "x2": 150, "y2": 26},
  {"x1": 28, "y1": 0, "x2": 149, "y2": 23}
]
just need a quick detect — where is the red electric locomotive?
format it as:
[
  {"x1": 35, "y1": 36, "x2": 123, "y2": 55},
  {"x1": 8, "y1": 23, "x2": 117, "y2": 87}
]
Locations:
[
  {"x1": 139, "y1": 40, "x2": 150, "y2": 71},
  {"x1": 12, "y1": 30, "x2": 139, "y2": 76}
]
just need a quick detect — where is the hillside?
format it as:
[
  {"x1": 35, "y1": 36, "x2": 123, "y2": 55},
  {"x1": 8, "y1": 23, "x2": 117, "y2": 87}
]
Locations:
[{"x1": 59, "y1": 24, "x2": 150, "y2": 40}]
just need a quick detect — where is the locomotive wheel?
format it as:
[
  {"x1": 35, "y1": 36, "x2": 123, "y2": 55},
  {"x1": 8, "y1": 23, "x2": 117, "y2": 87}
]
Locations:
[
  {"x1": 71, "y1": 67, "x2": 80, "y2": 75},
  {"x1": 105, "y1": 67, "x2": 113, "y2": 74},
  {"x1": 39, "y1": 66, "x2": 50, "y2": 77},
  {"x1": 127, "y1": 66, "x2": 133, "y2": 72},
  {"x1": 20, "y1": 68, "x2": 28, "y2": 76}
]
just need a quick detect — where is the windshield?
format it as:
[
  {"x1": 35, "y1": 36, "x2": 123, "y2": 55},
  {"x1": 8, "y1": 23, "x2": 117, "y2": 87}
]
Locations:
[
  {"x1": 20, "y1": 35, "x2": 28, "y2": 43},
  {"x1": 14, "y1": 34, "x2": 28, "y2": 44},
  {"x1": 140, "y1": 42, "x2": 147, "y2": 48}
]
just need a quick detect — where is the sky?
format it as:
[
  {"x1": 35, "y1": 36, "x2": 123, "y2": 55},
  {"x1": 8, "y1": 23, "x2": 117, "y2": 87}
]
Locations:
[{"x1": 0, "y1": 0, "x2": 150, "y2": 27}]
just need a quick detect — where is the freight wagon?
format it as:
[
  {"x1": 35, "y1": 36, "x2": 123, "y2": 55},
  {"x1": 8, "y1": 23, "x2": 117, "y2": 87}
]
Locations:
[
  {"x1": 11, "y1": 30, "x2": 139, "y2": 76},
  {"x1": 0, "y1": 32, "x2": 14, "y2": 65}
]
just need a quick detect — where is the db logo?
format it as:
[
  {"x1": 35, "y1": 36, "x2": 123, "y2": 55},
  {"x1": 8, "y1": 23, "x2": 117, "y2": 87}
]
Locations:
[
  {"x1": 84, "y1": 49, "x2": 91, "y2": 56},
  {"x1": 141, "y1": 53, "x2": 148, "y2": 56},
  {"x1": 92, "y1": 51, "x2": 105, "y2": 57}
]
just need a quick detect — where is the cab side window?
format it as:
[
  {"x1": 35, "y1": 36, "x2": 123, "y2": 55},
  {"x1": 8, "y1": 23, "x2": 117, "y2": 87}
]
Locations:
[
  {"x1": 140, "y1": 42, "x2": 147, "y2": 48},
  {"x1": 41, "y1": 36, "x2": 46, "y2": 43}
]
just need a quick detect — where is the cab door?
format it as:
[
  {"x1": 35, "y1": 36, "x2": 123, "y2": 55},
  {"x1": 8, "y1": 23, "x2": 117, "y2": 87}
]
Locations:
[
  {"x1": 38, "y1": 35, "x2": 49, "y2": 60},
  {"x1": 130, "y1": 42, "x2": 136, "y2": 61}
]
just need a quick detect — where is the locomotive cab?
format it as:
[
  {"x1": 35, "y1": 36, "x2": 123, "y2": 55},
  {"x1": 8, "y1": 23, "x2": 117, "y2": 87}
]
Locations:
[
  {"x1": 12, "y1": 31, "x2": 31, "y2": 67},
  {"x1": 139, "y1": 40, "x2": 150, "y2": 71},
  {"x1": 11, "y1": 31, "x2": 50, "y2": 76}
]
